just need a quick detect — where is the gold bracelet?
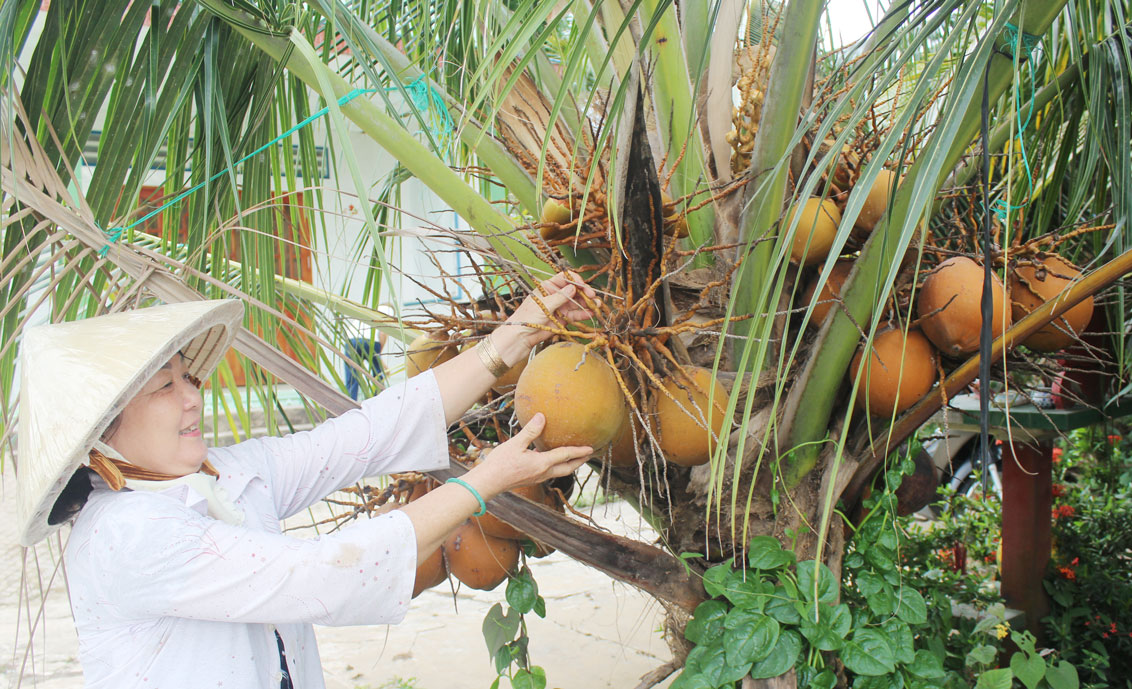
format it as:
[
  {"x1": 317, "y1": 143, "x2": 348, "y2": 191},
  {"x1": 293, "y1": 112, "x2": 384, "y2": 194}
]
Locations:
[{"x1": 477, "y1": 334, "x2": 511, "y2": 378}]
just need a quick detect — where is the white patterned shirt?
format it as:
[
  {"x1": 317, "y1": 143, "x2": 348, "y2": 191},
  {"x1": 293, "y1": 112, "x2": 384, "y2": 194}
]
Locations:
[{"x1": 64, "y1": 371, "x2": 449, "y2": 688}]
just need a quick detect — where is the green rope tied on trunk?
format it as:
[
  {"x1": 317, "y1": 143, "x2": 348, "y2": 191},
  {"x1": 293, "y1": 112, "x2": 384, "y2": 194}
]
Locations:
[
  {"x1": 997, "y1": 22, "x2": 1042, "y2": 61},
  {"x1": 404, "y1": 74, "x2": 454, "y2": 155}
]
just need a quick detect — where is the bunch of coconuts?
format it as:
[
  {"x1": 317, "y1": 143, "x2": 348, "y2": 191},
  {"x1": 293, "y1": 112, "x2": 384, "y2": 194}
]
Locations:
[
  {"x1": 401, "y1": 477, "x2": 561, "y2": 596},
  {"x1": 406, "y1": 325, "x2": 730, "y2": 470},
  {"x1": 787, "y1": 164, "x2": 1093, "y2": 418},
  {"x1": 539, "y1": 192, "x2": 689, "y2": 242},
  {"x1": 398, "y1": 329, "x2": 557, "y2": 595},
  {"x1": 513, "y1": 341, "x2": 729, "y2": 469},
  {"x1": 797, "y1": 251, "x2": 1093, "y2": 419}
]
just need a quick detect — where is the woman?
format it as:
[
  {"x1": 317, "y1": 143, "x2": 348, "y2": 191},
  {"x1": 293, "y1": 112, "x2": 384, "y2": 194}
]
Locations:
[{"x1": 15, "y1": 273, "x2": 598, "y2": 689}]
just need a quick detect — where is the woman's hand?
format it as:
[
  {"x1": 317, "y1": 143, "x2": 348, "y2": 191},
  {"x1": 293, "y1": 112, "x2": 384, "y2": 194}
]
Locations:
[
  {"x1": 401, "y1": 413, "x2": 589, "y2": 565},
  {"x1": 491, "y1": 271, "x2": 601, "y2": 366},
  {"x1": 464, "y1": 412, "x2": 592, "y2": 499},
  {"x1": 430, "y1": 271, "x2": 600, "y2": 427}
]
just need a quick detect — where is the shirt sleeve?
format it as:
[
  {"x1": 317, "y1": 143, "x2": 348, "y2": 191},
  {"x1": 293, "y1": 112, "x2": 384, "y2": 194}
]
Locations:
[
  {"x1": 243, "y1": 370, "x2": 450, "y2": 520},
  {"x1": 73, "y1": 492, "x2": 420, "y2": 627}
]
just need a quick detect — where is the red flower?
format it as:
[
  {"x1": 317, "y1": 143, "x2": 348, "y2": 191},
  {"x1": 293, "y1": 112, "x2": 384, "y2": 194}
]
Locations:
[
  {"x1": 1051, "y1": 447, "x2": 1063, "y2": 463},
  {"x1": 1052, "y1": 504, "x2": 1076, "y2": 519},
  {"x1": 1052, "y1": 483, "x2": 1066, "y2": 497},
  {"x1": 1107, "y1": 434, "x2": 1121, "y2": 445},
  {"x1": 1111, "y1": 623, "x2": 1118, "y2": 633},
  {"x1": 1058, "y1": 566, "x2": 1077, "y2": 580},
  {"x1": 1071, "y1": 557, "x2": 1080, "y2": 566}
]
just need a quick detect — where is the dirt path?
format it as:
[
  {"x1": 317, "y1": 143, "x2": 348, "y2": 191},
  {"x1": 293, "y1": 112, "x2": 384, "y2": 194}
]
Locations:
[{"x1": 0, "y1": 469, "x2": 677, "y2": 689}]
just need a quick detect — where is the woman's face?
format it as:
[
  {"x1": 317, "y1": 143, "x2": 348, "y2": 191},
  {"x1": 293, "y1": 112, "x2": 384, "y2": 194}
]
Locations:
[{"x1": 105, "y1": 354, "x2": 206, "y2": 475}]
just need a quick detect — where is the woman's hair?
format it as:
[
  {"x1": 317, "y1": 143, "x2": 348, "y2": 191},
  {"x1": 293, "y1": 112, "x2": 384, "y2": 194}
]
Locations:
[{"x1": 49, "y1": 468, "x2": 95, "y2": 525}]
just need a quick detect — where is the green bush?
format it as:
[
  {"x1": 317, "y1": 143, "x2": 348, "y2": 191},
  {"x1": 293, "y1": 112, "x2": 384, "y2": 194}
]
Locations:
[{"x1": 1043, "y1": 429, "x2": 1132, "y2": 688}]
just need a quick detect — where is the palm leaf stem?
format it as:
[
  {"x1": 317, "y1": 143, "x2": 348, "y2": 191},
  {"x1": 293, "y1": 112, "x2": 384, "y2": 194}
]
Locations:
[
  {"x1": 949, "y1": 61, "x2": 1080, "y2": 191},
  {"x1": 197, "y1": 2, "x2": 556, "y2": 285},
  {"x1": 598, "y1": 0, "x2": 638, "y2": 83},
  {"x1": 310, "y1": 0, "x2": 542, "y2": 218},
  {"x1": 124, "y1": 224, "x2": 420, "y2": 345},
  {"x1": 726, "y1": 0, "x2": 826, "y2": 333}
]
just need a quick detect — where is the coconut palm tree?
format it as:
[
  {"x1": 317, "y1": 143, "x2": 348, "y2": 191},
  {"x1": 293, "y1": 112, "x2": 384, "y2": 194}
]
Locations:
[{"x1": 3, "y1": 0, "x2": 1131, "y2": 686}]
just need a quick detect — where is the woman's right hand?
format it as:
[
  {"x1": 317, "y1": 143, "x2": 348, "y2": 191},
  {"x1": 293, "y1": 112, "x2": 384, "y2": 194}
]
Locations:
[
  {"x1": 400, "y1": 413, "x2": 590, "y2": 565},
  {"x1": 464, "y1": 412, "x2": 592, "y2": 500}
]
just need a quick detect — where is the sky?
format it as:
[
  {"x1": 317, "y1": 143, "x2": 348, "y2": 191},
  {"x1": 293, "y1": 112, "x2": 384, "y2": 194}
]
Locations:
[{"x1": 824, "y1": 0, "x2": 892, "y2": 49}]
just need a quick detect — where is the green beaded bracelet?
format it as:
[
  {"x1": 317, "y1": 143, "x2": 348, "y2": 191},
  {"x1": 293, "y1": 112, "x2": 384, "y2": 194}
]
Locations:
[{"x1": 446, "y1": 477, "x2": 487, "y2": 517}]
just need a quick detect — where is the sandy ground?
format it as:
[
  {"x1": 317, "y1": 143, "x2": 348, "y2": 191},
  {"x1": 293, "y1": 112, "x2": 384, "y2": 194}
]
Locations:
[{"x1": 0, "y1": 467, "x2": 678, "y2": 689}]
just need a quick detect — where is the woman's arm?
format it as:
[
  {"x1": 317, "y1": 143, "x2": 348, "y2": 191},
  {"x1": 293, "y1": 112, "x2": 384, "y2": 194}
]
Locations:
[{"x1": 429, "y1": 272, "x2": 600, "y2": 426}]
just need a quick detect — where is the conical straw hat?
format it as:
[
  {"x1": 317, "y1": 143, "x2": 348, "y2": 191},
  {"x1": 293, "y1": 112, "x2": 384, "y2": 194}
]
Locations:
[{"x1": 16, "y1": 300, "x2": 243, "y2": 546}]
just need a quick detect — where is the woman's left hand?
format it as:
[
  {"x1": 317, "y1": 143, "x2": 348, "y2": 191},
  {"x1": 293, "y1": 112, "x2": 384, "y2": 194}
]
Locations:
[{"x1": 492, "y1": 271, "x2": 600, "y2": 363}]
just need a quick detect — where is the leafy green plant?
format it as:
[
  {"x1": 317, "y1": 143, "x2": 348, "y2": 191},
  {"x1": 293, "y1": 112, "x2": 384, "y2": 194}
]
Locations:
[
  {"x1": 482, "y1": 563, "x2": 547, "y2": 689},
  {"x1": 1043, "y1": 428, "x2": 1132, "y2": 688},
  {"x1": 671, "y1": 482, "x2": 945, "y2": 688},
  {"x1": 670, "y1": 457, "x2": 1090, "y2": 688}
]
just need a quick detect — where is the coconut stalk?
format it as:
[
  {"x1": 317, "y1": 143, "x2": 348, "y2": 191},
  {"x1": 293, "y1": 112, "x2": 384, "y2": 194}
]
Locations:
[{"x1": 780, "y1": 0, "x2": 1070, "y2": 488}]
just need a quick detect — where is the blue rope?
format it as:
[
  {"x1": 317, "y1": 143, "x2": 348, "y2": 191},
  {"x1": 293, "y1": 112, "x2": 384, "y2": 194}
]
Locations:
[{"x1": 97, "y1": 78, "x2": 455, "y2": 257}]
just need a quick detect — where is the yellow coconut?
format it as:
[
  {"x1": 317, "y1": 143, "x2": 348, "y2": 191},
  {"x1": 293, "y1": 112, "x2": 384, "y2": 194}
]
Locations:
[
  {"x1": 829, "y1": 142, "x2": 861, "y2": 191},
  {"x1": 405, "y1": 331, "x2": 459, "y2": 378},
  {"x1": 515, "y1": 342, "x2": 627, "y2": 451},
  {"x1": 917, "y1": 256, "x2": 1010, "y2": 357},
  {"x1": 403, "y1": 480, "x2": 447, "y2": 597},
  {"x1": 854, "y1": 169, "x2": 898, "y2": 232},
  {"x1": 799, "y1": 260, "x2": 854, "y2": 326},
  {"x1": 443, "y1": 521, "x2": 520, "y2": 591},
  {"x1": 540, "y1": 199, "x2": 574, "y2": 240},
  {"x1": 654, "y1": 367, "x2": 729, "y2": 467},
  {"x1": 413, "y1": 546, "x2": 448, "y2": 597},
  {"x1": 607, "y1": 413, "x2": 646, "y2": 467},
  {"x1": 473, "y1": 482, "x2": 548, "y2": 540},
  {"x1": 788, "y1": 198, "x2": 841, "y2": 266},
  {"x1": 850, "y1": 329, "x2": 937, "y2": 417},
  {"x1": 1009, "y1": 255, "x2": 1094, "y2": 352}
]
